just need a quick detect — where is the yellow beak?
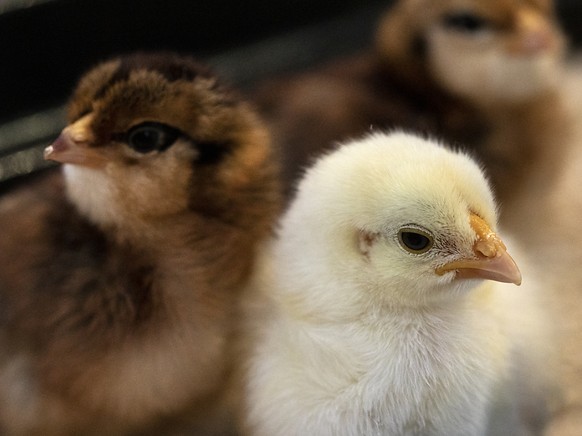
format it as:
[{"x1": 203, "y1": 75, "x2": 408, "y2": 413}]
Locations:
[
  {"x1": 435, "y1": 214, "x2": 522, "y2": 286},
  {"x1": 44, "y1": 114, "x2": 108, "y2": 168}
]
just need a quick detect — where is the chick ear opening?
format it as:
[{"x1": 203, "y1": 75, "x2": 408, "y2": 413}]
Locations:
[{"x1": 357, "y1": 230, "x2": 380, "y2": 259}]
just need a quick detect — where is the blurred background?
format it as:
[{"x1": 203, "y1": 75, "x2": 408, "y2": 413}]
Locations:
[{"x1": 1, "y1": 0, "x2": 581, "y2": 189}]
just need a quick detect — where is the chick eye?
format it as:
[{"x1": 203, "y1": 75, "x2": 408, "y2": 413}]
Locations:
[
  {"x1": 442, "y1": 12, "x2": 489, "y2": 33},
  {"x1": 125, "y1": 122, "x2": 181, "y2": 153},
  {"x1": 398, "y1": 227, "x2": 434, "y2": 254}
]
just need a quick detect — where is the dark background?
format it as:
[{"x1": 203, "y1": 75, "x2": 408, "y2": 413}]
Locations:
[{"x1": 0, "y1": 0, "x2": 581, "y2": 185}]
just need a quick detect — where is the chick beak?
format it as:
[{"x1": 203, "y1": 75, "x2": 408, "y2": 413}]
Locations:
[
  {"x1": 435, "y1": 214, "x2": 522, "y2": 286},
  {"x1": 44, "y1": 114, "x2": 108, "y2": 168},
  {"x1": 510, "y1": 8, "x2": 555, "y2": 56}
]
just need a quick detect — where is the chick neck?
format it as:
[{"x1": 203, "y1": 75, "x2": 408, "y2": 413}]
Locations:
[
  {"x1": 280, "y1": 269, "x2": 483, "y2": 329},
  {"x1": 62, "y1": 157, "x2": 281, "y2": 252},
  {"x1": 480, "y1": 87, "x2": 571, "y2": 209}
]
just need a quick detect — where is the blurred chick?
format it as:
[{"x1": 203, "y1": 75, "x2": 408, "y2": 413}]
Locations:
[
  {"x1": 0, "y1": 52, "x2": 280, "y2": 435},
  {"x1": 501, "y1": 71, "x2": 582, "y2": 436},
  {"x1": 240, "y1": 132, "x2": 549, "y2": 436},
  {"x1": 379, "y1": 0, "x2": 569, "y2": 207},
  {"x1": 254, "y1": 0, "x2": 566, "y2": 203}
]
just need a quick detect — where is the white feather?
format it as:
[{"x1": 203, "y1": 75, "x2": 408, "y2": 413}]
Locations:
[
  {"x1": 242, "y1": 132, "x2": 546, "y2": 436},
  {"x1": 63, "y1": 164, "x2": 120, "y2": 227}
]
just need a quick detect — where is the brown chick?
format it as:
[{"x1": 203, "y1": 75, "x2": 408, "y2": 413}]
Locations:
[
  {"x1": 378, "y1": 0, "x2": 569, "y2": 207},
  {"x1": 0, "y1": 52, "x2": 281, "y2": 435},
  {"x1": 254, "y1": 0, "x2": 566, "y2": 203}
]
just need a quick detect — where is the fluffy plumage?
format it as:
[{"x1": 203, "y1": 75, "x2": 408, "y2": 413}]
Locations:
[
  {"x1": 240, "y1": 132, "x2": 549, "y2": 436},
  {"x1": 502, "y1": 70, "x2": 582, "y2": 436},
  {"x1": 0, "y1": 52, "x2": 281, "y2": 435},
  {"x1": 254, "y1": 0, "x2": 566, "y2": 203}
]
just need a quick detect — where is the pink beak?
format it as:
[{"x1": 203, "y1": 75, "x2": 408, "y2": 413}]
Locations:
[
  {"x1": 435, "y1": 214, "x2": 522, "y2": 286},
  {"x1": 44, "y1": 114, "x2": 108, "y2": 168}
]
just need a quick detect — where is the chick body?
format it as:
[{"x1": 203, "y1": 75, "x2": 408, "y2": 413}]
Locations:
[
  {"x1": 241, "y1": 132, "x2": 546, "y2": 436},
  {"x1": 0, "y1": 53, "x2": 280, "y2": 435}
]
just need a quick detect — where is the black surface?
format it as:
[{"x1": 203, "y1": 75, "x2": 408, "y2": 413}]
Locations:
[{"x1": 0, "y1": 0, "x2": 388, "y2": 122}]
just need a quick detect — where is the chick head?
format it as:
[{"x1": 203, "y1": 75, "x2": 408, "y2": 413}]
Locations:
[
  {"x1": 45, "y1": 52, "x2": 278, "y2": 230},
  {"x1": 377, "y1": 0, "x2": 566, "y2": 105},
  {"x1": 276, "y1": 132, "x2": 520, "y2": 311}
]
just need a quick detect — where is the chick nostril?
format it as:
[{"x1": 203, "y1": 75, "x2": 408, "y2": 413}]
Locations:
[
  {"x1": 64, "y1": 113, "x2": 95, "y2": 145},
  {"x1": 66, "y1": 129, "x2": 91, "y2": 145},
  {"x1": 475, "y1": 234, "x2": 508, "y2": 259},
  {"x1": 475, "y1": 240, "x2": 497, "y2": 258}
]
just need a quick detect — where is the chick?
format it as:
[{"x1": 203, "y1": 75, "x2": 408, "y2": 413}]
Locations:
[
  {"x1": 0, "y1": 52, "x2": 280, "y2": 435},
  {"x1": 378, "y1": 0, "x2": 568, "y2": 206},
  {"x1": 254, "y1": 0, "x2": 566, "y2": 203},
  {"x1": 378, "y1": 0, "x2": 565, "y2": 106},
  {"x1": 240, "y1": 132, "x2": 550, "y2": 436},
  {"x1": 503, "y1": 76, "x2": 582, "y2": 436}
]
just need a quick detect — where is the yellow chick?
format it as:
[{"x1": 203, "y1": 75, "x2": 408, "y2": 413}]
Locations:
[
  {"x1": 0, "y1": 52, "x2": 280, "y2": 435},
  {"x1": 240, "y1": 132, "x2": 550, "y2": 436}
]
